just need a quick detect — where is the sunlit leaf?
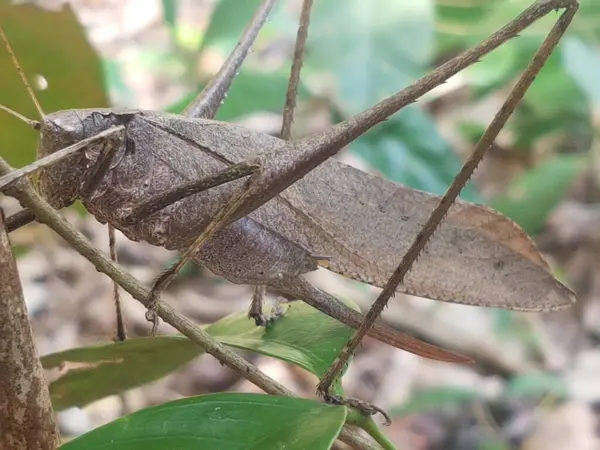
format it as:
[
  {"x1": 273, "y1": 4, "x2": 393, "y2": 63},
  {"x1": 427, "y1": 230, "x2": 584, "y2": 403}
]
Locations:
[
  {"x1": 168, "y1": 70, "x2": 309, "y2": 120},
  {"x1": 42, "y1": 336, "x2": 201, "y2": 411}
]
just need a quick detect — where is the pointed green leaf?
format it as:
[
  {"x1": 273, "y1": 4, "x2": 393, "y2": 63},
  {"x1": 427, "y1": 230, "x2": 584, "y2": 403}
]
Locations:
[{"x1": 60, "y1": 393, "x2": 347, "y2": 450}]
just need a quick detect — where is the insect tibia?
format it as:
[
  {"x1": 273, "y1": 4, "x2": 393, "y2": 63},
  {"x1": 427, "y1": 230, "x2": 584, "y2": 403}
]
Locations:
[{"x1": 0, "y1": 104, "x2": 40, "y2": 130}]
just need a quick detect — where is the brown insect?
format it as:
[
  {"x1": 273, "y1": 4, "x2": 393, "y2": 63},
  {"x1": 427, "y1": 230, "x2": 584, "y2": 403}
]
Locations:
[{"x1": 0, "y1": 0, "x2": 578, "y2": 419}]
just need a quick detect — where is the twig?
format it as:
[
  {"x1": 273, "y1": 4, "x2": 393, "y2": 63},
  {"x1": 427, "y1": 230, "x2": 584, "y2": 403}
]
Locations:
[
  {"x1": 6, "y1": 208, "x2": 35, "y2": 232},
  {"x1": 317, "y1": 0, "x2": 579, "y2": 396},
  {"x1": 0, "y1": 208, "x2": 59, "y2": 449},
  {"x1": 0, "y1": 159, "x2": 380, "y2": 450},
  {"x1": 280, "y1": 0, "x2": 313, "y2": 140},
  {"x1": 109, "y1": 224, "x2": 126, "y2": 342}
]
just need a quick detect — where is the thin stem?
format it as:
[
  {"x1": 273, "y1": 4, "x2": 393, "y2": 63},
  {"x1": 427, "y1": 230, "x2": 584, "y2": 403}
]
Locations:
[
  {"x1": 280, "y1": 0, "x2": 313, "y2": 140},
  {"x1": 0, "y1": 209, "x2": 59, "y2": 448},
  {"x1": 109, "y1": 224, "x2": 127, "y2": 342},
  {"x1": 6, "y1": 208, "x2": 35, "y2": 233}
]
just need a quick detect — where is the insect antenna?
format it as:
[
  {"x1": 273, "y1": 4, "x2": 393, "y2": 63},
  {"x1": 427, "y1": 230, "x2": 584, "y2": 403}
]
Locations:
[
  {"x1": 0, "y1": 103, "x2": 40, "y2": 130},
  {"x1": 0, "y1": 25, "x2": 45, "y2": 119}
]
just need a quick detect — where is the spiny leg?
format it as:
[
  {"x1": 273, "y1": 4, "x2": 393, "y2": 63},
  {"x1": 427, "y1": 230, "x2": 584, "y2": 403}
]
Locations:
[
  {"x1": 178, "y1": 0, "x2": 279, "y2": 326},
  {"x1": 146, "y1": 167, "x2": 264, "y2": 332},
  {"x1": 109, "y1": 224, "x2": 126, "y2": 342},
  {"x1": 125, "y1": 160, "x2": 260, "y2": 224},
  {"x1": 315, "y1": 2, "x2": 579, "y2": 419},
  {"x1": 248, "y1": 0, "x2": 314, "y2": 327}
]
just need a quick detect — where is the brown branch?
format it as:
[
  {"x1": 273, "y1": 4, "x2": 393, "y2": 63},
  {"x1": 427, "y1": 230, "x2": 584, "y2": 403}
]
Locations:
[{"x1": 0, "y1": 208, "x2": 60, "y2": 449}]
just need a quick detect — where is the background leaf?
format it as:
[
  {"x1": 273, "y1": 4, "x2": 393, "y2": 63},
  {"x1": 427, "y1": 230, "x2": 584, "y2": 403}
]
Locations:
[
  {"x1": 208, "y1": 301, "x2": 356, "y2": 379},
  {"x1": 60, "y1": 393, "x2": 347, "y2": 450},
  {"x1": 198, "y1": 0, "x2": 267, "y2": 54},
  {"x1": 390, "y1": 387, "x2": 481, "y2": 418},
  {"x1": 0, "y1": 0, "x2": 109, "y2": 168},
  {"x1": 42, "y1": 336, "x2": 201, "y2": 411},
  {"x1": 168, "y1": 70, "x2": 310, "y2": 121},
  {"x1": 503, "y1": 373, "x2": 568, "y2": 399},
  {"x1": 297, "y1": 0, "x2": 480, "y2": 201}
]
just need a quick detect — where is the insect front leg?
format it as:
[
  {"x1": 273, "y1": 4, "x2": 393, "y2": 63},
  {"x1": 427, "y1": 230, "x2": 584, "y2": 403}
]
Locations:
[{"x1": 144, "y1": 163, "x2": 266, "y2": 332}]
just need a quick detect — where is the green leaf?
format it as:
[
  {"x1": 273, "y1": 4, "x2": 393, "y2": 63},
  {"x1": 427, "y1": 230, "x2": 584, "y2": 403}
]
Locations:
[
  {"x1": 42, "y1": 336, "x2": 201, "y2": 411},
  {"x1": 208, "y1": 301, "x2": 356, "y2": 380},
  {"x1": 0, "y1": 0, "x2": 109, "y2": 168},
  {"x1": 435, "y1": 1, "x2": 595, "y2": 151},
  {"x1": 504, "y1": 373, "x2": 567, "y2": 399},
  {"x1": 389, "y1": 387, "x2": 480, "y2": 418},
  {"x1": 512, "y1": 47, "x2": 590, "y2": 149},
  {"x1": 480, "y1": 440, "x2": 511, "y2": 450},
  {"x1": 489, "y1": 155, "x2": 585, "y2": 235},
  {"x1": 43, "y1": 301, "x2": 356, "y2": 410},
  {"x1": 346, "y1": 412, "x2": 397, "y2": 450},
  {"x1": 168, "y1": 69, "x2": 309, "y2": 120},
  {"x1": 60, "y1": 393, "x2": 347, "y2": 450},
  {"x1": 302, "y1": 0, "x2": 479, "y2": 200}
]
